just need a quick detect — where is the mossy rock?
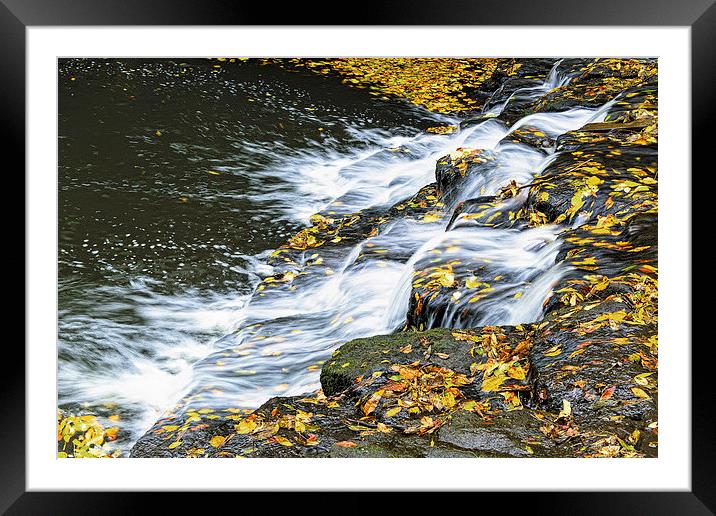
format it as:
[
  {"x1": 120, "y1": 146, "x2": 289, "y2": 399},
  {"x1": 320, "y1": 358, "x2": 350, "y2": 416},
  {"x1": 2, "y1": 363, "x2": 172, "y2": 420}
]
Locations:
[{"x1": 320, "y1": 328, "x2": 477, "y2": 396}]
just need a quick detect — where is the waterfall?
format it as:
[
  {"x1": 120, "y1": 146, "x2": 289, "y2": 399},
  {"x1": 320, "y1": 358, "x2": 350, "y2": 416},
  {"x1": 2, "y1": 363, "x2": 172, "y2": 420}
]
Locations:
[{"x1": 58, "y1": 57, "x2": 617, "y2": 453}]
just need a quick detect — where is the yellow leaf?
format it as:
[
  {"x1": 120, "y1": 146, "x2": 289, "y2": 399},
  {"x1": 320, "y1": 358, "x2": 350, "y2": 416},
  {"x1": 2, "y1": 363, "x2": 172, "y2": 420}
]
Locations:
[
  {"x1": 634, "y1": 372, "x2": 654, "y2": 386},
  {"x1": 465, "y1": 276, "x2": 483, "y2": 289},
  {"x1": 376, "y1": 423, "x2": 392, "y2": 433},
  {"x1": 385, "y1": 406, "x2": 401, "y2": 418},
  {"x1": 544, "y1": 344, "x2": 562, "y2": 357},
  {"x1": 558, "y1": 399, "x2": 572, "y2": 418},
  {"x1": 400, "y1": 344, "x2": 413, "y2": 354},
  {"x1": 507, "y1": 364, "x2": 526, "y2": 380},
  {"x1": 168, "y1": 440, "x2": 182, "y2": 449},
  {"x1": 438, "y1": 273, "x2": 455, "y2": 288},
  {"x1": 421, "y1": 212, "x2": 442, "y2": 224},
  {"x1": 209, "y1": 436, "x2": 226, "y2": 448},
  {"x1": 631, "y1": 387, "x2": 651, "y2": 399},
  {"x1": 481, "y1": 371, "x2": 506, "y2": 392},
  {"x1": 236, "y1": 419, "x2": 258, "y2": 434}
]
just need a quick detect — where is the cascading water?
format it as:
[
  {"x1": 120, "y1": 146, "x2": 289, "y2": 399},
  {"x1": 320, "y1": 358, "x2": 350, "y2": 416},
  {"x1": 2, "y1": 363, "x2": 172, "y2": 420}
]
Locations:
[{"x1": 58, "y1": 58, "x2": 615, "y2": 453}]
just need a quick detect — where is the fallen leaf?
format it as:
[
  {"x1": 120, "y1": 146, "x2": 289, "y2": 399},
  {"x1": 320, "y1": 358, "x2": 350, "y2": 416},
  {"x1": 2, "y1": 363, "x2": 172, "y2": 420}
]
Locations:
[{"x1": 209, "y1": 436, "x2": 226, "y2": 448}]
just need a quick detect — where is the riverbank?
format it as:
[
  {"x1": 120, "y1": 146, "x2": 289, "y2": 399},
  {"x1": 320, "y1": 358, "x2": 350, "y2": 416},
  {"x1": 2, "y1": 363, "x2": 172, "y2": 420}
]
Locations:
[{"x1": 127, "y1": 58, "x2": 658, "y2": 458}]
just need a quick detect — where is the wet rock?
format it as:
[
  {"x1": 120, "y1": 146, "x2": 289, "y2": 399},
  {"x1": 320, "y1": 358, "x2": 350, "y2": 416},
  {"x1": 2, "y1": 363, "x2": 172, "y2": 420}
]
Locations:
[
  {"x1": 258, "y1": 208, "x2": 392, "y2": 294},
  {"x1": 459, "y1": 113, "x2": 501, "y2": 130},
  {"x1": 526, "y1": 125, "x2": 657, "y2": 226},
  {"x1": 434, "y1": 148, "x2": 497, "y2": 203},
  {"x1": 404, "y1": 220, "x2": 560, "y2": 330},
  {"x1": 498, "y1": 125, "x2": 556, "y2": 152},
  {"x1": 481, "y1": 59, "x2": 559, "y2": 123},
  {"x1": 321, "y1": 326, "x2": 531, "y2": 398},
  {"x1": 530, "y1": 300, "x2": 657, "y2": 420},
  {"x1": 556, "y1": 211, "x2": 657, "y2": 281},
  {"x1": 389, "y1": 183, "x2": 444, "y2": 220},
  {"x1": 447, "y1": 195, "x2": 524, "y2": 231},
  {"x1": 527, "y1": 59, "x2": 657, "y2": 118},
  {"x1": 437, "y1": 409, "x2": 561, "y2": 457}
]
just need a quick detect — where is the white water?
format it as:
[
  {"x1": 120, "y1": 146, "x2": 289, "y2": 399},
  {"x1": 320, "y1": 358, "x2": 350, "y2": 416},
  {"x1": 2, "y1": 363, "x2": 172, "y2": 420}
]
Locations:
[
  {"x1": 60, "y1": 62, "x2": 614, "y2": 452},
  {"x1": 167, "y1": 95, "x2": 611, "y2": 418}
]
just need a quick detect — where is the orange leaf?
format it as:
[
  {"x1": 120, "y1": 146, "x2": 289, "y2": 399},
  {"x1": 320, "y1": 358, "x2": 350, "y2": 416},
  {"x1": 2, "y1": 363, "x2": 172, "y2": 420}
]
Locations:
[
  {"x1": 362, "y1": 389, "x2": 384, "y2": 416},
  {"x1": 600, "y1": 385, "x2": 616, "y2": 400}
]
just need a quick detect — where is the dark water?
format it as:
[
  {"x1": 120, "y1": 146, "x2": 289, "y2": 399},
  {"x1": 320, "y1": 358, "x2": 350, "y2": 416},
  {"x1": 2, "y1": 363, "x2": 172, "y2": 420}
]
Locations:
[{"x1": 58, "y1": 58, "x2": 444, "y2": 450}]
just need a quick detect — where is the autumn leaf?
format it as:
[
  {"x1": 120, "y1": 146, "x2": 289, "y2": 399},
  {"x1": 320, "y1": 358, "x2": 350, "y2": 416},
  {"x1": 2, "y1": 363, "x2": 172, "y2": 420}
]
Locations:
[
  {"x1": 421, "y1": 212, "x2": 442, "y2": 224},
  {"x1": 104, "y1": 427, "x2": 119, "y2": 442},
  {"x1": 236, "y1": 419, "x2": 258, "y2": 434},
  {"x1": 209, "y1": 436, "x2": 226, "y2": 448},
  {"x1": 385, "y1": 406, "x2": 402, "y2": 418},
  {"x1": 362, "y1": 389, "x2": 384, "y2": 416},
  {"x1": 558, "y1": 399, "x2": 572, "y2": 419},
  {"x1": 600, "y1": 385, "x2": 616, "y2": 401},
  {"x1": 481, "y1": 370, "x2": 507, "y2": 392},
  {"x1": 507, "y1": 364, "x2": 526, "y2": 380},
  {"x1": 544, "y1": 344, "x2": 562, "y2": 357},
  {"x1": 631, "y1": 387, "x2": 651, "y2": 399}
]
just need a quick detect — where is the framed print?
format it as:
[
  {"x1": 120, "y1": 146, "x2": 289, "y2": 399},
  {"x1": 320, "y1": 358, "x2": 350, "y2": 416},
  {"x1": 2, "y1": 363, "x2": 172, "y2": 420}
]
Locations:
[{"x1": 5, "y1": 0, "x2": 711, "y2": 512}]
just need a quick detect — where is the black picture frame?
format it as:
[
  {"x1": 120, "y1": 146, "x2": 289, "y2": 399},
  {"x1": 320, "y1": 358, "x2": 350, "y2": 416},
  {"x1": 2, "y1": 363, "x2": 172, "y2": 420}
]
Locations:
[{"x1": 4, "y1": 0, "x2": 709, "y2": 513}]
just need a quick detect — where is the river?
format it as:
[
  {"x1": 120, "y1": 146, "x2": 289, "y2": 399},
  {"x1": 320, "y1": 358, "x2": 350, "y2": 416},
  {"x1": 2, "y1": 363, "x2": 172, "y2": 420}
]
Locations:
[{"x1": 58, "y1": 58, "x2": 610, "y2": 454}]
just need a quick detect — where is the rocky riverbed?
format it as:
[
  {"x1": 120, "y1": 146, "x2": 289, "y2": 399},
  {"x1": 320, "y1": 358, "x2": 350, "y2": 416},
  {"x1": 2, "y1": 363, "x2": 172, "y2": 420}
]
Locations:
[{"x1": 126, "y1": 58, "x2": 658, "y2": 459}]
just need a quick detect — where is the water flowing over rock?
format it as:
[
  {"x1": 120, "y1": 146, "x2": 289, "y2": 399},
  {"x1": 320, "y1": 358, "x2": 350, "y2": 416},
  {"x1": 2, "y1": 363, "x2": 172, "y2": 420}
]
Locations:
[{"x1": 126, "y1": 57, "x2": 658, "y2": 459}]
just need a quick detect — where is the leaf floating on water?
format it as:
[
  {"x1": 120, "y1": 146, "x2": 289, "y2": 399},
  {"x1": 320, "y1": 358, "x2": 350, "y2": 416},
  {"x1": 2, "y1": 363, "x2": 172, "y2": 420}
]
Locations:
[
  {"x1": 426, "y1": 125, "x2": 458, "y2": 135},
  {"x1": 438, "y1": 272, "x2": 455, "y2": 288}
]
